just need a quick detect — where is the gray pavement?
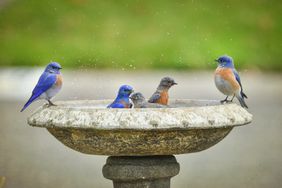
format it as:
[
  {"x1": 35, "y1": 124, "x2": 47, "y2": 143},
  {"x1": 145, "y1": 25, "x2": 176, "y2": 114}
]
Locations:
[{"x1": 0, "y1": 69, "x2": 282, "y2": 188}]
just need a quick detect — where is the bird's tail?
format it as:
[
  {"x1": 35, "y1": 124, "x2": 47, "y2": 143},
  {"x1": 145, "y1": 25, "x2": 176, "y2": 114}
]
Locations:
[
  {"x1": 241, "y1": 91, "x2": 248, "y2": 99},
  {"x1": 236, "y1": 91, "x2": 248, "y2": 108},
  {"x1": 20, "y1": 94, "x2": 38, "y2": 112}
]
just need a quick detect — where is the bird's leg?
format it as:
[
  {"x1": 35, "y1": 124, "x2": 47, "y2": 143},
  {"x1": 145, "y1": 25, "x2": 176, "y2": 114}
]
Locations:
[
  {"x1": 47, "y1": 99, "x2": 56, "y2": 106},
  {"x1": 220, "y1": 96, "x2": 229, "y2": 103},
  {"x1": 229, "y1": 95, "x2": 235, "y2": 102}
]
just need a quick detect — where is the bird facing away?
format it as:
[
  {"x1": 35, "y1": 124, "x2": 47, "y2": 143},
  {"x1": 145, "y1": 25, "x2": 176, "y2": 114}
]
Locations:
[
  {"x1": 148, "y1": 77, "x2": 177, "y2": 105},
  {"x1": 107, "y1": 85, "x2": 134, "y2": 108},
  {"x1": 21, "y1": 62, "x2": 63, "y2": 112},
  {"x1": 130, "y1": 92, "x2": 168, "y2": 108},
  {"x1": 214, "y1": 55, "x2": 248, "y2": 108}
]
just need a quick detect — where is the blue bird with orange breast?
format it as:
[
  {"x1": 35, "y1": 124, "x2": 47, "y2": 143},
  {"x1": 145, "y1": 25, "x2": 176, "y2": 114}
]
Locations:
[
  {"x1": 21, "y1": 62, "x2": 63, "y2": 112},
  {"x1": 214, "y1": 55, "x2": 248, "y2": 108},
  {"x1": 148, "y1": 77, "x2": 177, "y2": 105},
  {"x1": 107, "y1": 85, "x2": 134, "y2": 108}
]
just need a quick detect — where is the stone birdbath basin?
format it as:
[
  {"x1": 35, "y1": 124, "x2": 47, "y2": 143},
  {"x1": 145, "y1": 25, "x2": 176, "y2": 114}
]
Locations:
[{"x1": 28, "y1": 99, "x2": 252, "y2": 188}]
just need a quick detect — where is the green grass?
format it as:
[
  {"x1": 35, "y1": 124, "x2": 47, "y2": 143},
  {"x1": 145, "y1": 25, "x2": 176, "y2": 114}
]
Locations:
[{"x1": 0, "y1": 0, "x2": 281, "y2": 70}]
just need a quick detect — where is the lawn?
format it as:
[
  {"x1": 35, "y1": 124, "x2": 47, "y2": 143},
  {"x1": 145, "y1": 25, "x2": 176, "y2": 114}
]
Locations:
[{"x1": 0, "y1": 0, "x2": 281, "y2": 70}]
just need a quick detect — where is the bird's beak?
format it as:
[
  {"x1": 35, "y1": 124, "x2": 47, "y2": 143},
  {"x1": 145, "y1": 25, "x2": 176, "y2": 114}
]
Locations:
[
  {"x1": 129, "y1": 93, "x2": 135, "y2": 99},
  {"x1": 214, "y1": 59, "x2": 219, "y2": 62},
  {"x1": 173, "y1": 82, "x2": 178, "y2": 85},
  {"x1": 130, "y1": 90, "x2": 134, "y2": 94}
]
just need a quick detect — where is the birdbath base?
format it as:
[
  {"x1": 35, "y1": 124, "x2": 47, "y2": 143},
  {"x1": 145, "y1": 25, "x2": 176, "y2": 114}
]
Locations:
[{"x1": 102, "y1": 155, "x2": 180, "y2": 188}]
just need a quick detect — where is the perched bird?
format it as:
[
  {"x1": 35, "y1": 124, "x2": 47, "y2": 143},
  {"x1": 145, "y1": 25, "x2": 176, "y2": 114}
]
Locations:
[
  {"x1": 107, "y1": 85, "x2": 134, "y2": 108},
  {"x1": 21, "y1": 62, "x2": 63, "y2": 112},
  {"x1": 130, "y1": 92, "x2": 167, "y2": 108},
  {"x1": 214, "y1": 55, "x2": 248, "y2": 108},
  {"x1": 148, "y1": 77, "x2": 177, "y2": 105}
]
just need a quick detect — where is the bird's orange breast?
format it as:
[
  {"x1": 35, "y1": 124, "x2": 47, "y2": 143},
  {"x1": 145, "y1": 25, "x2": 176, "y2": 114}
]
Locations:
[
  {"x1": 215, "y1": 67, "x2": 240, "y2": 90},
  {"x1": 120, "y1": 100, "x2": 131, "y2": 108},
  {"x1": 157, "y1": 91, "x2": 169, "y2": 105},
  {"x1": 56, "y1": 74, "x2": 63, "y2": 87}
]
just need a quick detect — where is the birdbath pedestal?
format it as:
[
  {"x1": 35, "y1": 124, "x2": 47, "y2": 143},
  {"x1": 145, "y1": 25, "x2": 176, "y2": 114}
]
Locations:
[{"x1": 27, "y1": 99, "x2": 252, "y2": 188}]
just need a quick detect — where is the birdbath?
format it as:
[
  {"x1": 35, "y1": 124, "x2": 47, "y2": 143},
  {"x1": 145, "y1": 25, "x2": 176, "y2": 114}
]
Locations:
[{"x1": 27, "y1": 99, "x2": 252, "y2": 188}]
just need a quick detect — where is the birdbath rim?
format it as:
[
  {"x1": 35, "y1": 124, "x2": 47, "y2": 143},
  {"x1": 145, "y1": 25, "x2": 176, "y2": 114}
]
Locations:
[{"x1": 27, "y1": 99, "x2": 252, "y2": 130}]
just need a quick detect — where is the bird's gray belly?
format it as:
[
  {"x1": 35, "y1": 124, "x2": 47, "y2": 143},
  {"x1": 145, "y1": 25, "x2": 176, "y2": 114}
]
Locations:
[
  {"x1": 39, "y1": 84, "x2": 62, "y2": 100},
  {"x1": 214, "y1": 75, "x2": 234, "y2": 96}
]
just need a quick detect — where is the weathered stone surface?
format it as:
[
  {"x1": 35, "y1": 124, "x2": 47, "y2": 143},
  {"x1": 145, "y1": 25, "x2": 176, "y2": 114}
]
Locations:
[
  {"x1": 28, "y1": 99, "x2": 252, "y2": 129},
  {"x1": 47, "y1": 127, "x2": 232, "y2": 156},
  {"x1": 103, "y1": 155, "x2": 179, "y2": 188},
  {"x1": 27, "y1": 99, "x2": 252, "y2": 156}
]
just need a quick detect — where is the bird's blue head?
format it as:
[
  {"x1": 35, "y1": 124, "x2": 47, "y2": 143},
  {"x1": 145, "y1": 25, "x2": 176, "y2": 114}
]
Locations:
[
  {"x1": 215, "y1": 55, "x2": 234, "y2": 68},
  {"x1": 117, "y1": 85, "x2": 134, "y2": 98},
  {"x1": 45, "y1": 62, "x2": 62, "y2": 74}
]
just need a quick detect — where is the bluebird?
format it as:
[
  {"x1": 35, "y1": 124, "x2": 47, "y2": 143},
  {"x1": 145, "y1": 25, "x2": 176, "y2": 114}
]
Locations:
[
  {"x1": 107, "y1": 85, "x2": 134, "y2": 108},
  {"x1": 130, "y1": 92, "x2": 167, "y2": 108},
  {"x1": 148, "y1": 77, "x2": 177, "y2": 105},
  {"x1": 20, "y1": 62, "x2": 63, "y2": 112},
  {"x1": 214, "y1": 55, "x2": 248, "y2": 108}
]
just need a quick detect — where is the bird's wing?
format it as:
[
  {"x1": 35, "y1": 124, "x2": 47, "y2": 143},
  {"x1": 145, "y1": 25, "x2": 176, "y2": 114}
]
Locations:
[
  {"x1": 232, "y1": 69, "x2": 248, "y2": 98},
  {"x1": 148, "y1": 92, "x2": 161, "y2": 103},
  {"x1": 107, "y1": 102, "x2": 125, "y2": 108},
  {"x1": 32, "y1": 72, "x2": 57, "y2": 96},
  {"x1": 232, "y1": 69, "x2": 242, "y2": 88},
  {"x1": 21, "y1": 72, "x2": 56, "y2": 112},
  {"x1": 107, "y1": 97, "x2": 132, "y2": 108}
]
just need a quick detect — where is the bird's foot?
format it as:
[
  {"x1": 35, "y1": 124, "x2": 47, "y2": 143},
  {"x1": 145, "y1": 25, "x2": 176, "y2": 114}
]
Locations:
[
  {"x1": 220, "y1": 99, "x2": 228, "y2": 104},
  {"x1": 47, "y1": 100, "x2": 57, "y2": 107},
  {"x1": 48, "y1": 103, "x2": 57, "y2": 107},
  {"x1": 220, "y1": 96, "x2": 234, "y2": 104},
  {"x1": 221, "y1": 99, "x2": 233, "y2": 104},
  {"x1": 226, "y1": 100, "x2": 233, "y2": 103}
]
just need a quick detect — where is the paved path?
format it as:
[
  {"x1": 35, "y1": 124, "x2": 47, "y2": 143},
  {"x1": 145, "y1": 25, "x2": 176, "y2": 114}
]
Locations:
[{"x1": 0, "y1": 70, "x2": 281, "y2": 188}]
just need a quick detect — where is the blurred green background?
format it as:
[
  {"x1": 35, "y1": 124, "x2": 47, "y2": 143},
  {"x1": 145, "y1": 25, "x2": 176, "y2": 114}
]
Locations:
[{"x1": 0, "y1": 0, "x2": 281, "y2": 70}]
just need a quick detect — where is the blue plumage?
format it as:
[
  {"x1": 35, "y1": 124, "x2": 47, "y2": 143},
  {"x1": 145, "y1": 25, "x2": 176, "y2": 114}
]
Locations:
[
  {"x1": 216, "y1": 55, "x2": 234, "y2": 68},
  {"x1": 21, "y1": 73, "x2": 56, "y2": 112},
  {"x1": 107, "y1": 85, "x2": 133, "y2": 108},
  {"x1": 32, "y1": 73, "x2": 57, "y2": 98},
  {"x1": 21, "y1": 62, "x2": 62, "y2": 112},
  {"x1": 232, "y1": 69, "x2": 248, "y2": 99},
  {"x1": 109, "y1": 102, "x2": 128, "y2": 108}
]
